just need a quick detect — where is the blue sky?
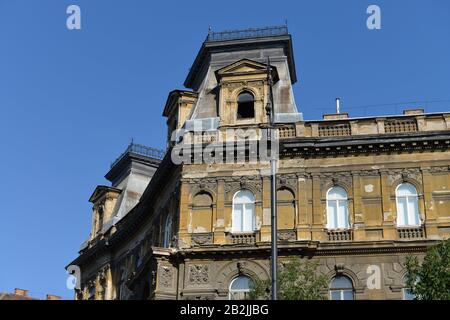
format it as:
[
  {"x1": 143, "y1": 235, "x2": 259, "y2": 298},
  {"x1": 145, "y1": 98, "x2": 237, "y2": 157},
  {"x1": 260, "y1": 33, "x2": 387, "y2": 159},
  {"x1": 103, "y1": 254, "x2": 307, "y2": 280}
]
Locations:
[{"x1": 0, "y1": 0, "x2": 449, "y2": 299}]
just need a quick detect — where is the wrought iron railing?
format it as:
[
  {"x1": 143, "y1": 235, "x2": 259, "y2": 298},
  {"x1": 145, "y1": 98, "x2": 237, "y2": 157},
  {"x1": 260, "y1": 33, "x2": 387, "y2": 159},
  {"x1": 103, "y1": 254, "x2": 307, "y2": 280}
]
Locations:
[
  {"x1": 206, "y1": 25, "x2": 288, "y2": 42},
  {"x1": 111, "y1": 143, "x2": 165, "y2": 168}
]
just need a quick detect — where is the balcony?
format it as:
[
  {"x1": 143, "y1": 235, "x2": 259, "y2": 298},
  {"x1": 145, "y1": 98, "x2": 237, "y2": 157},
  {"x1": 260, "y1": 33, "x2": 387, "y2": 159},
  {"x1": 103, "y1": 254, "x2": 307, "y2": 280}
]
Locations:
[
  {"x1": 397, "y1": 226, "x2": 425, "y2": 239},
  {"x1": 228, "y1": 232, "x2": 259, "y2": 245},
  {"x1": 326, "y1": 229, "x2": 353, "y2": 241}
]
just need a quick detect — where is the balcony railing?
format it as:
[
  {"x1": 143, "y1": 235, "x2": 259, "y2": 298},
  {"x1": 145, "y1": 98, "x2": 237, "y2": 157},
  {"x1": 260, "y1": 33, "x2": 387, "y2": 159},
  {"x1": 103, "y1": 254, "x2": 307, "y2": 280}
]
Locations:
[
  {"x1": 206, "y1": 25, "x2": 288, "y2": 42},
  {"x1": 398, "y1": 226, "x2": 425, "y2": 239},
  {"x1": 111, "y1": 143, "x2": 165, "y2": 168},
  {"x1": 229, "y1": 232, "x2": 257, "y2": 245},
  {"x1": 327, "y1": 229, "x2": 353, "y2": 241}
]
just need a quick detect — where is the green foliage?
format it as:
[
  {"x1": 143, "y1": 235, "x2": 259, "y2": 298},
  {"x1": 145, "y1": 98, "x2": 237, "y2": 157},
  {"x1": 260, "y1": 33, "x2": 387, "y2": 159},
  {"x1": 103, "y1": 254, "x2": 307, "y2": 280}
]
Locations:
[
  {"x1": 404, "y1": 239, "x2": 450, "y2": 300},
  {"x1": 249, "y1": 258, "x2": 328, "y2": 300}
]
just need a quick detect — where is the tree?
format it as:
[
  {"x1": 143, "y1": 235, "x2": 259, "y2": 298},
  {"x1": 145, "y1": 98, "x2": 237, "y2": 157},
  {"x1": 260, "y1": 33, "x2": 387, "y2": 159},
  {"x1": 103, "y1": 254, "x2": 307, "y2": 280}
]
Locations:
[
  {"x1": 249, "y1": 258, "x2": 329, "y2": 300},
  {"x1": 404, "y1": 239, "x2": 450, "y2": 300}
]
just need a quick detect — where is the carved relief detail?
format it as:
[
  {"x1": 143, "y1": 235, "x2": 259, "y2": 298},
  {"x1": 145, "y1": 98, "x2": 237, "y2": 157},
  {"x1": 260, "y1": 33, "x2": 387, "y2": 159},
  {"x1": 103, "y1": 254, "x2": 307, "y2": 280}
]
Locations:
[
  {"x1": 387, "y1": 168, "x2": 421, "y2": 186},
  {"x1": 159, "y1": 265, "x2": 174, "y2": 288},
  {"x1": 191, "y1": 233, "x2": 213, "y2": 246},
  {"x1": 224, "y1": 176, "x2": 262, "y2": 196},
  {"x1": 188, "y1": 265, "x2": 210, "y2": 285}
]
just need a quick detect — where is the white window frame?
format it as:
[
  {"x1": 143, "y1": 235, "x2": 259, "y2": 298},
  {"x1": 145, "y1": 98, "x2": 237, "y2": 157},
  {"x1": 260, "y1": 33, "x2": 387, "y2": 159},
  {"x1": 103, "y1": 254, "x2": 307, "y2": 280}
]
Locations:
[
  {"x1": 232, "y1": 190, "x2": 256, "y2": 233},
  {"x1": 228, "y1": 276, "x2": 252, "y2": 300},
  {"x1": 329, "y1": 276, "x2": 354, "y2": 300},
  {"x1": 326, "y1": 186, "x2": 350, "y2": 230},
  {"x1": 395, "y1": 183, "x2": 421, "y2": 227}
]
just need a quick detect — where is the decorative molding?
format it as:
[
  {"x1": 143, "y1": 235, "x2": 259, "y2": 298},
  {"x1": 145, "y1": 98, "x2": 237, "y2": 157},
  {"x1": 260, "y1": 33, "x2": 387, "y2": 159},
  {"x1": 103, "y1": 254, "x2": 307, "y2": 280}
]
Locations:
[
  {"x1": 188, "y1": 265, "x2": 210, "y2": 285},
  {"x1": 191, "y1": 233, "x2": 213, "y2": 246},
  {"x1": 277, "y1": 230, "x2": 297, "y2": 241},
  {"x1": 159, "y1": 265, "x2": 174, "y2": 288}
]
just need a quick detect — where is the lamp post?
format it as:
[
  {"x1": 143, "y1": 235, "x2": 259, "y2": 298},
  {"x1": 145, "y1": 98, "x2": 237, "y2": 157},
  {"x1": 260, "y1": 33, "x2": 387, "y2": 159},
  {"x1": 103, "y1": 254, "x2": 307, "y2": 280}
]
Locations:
[{"x1": 265, "y1": 57, "x2": 278, "y2": 300}]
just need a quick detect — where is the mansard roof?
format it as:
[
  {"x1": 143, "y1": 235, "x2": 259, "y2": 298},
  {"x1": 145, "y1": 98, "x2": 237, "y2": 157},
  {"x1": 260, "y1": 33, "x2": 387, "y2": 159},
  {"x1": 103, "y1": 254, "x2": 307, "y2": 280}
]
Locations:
[{"x1": 184, "y1": 26, "x2": 297, "y2": 89}]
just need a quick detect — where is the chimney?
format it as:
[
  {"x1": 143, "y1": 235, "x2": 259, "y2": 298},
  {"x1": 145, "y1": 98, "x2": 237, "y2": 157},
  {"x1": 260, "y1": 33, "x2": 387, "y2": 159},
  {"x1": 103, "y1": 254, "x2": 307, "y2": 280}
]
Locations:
[
  {"x1": 46, "y1": 294, "x2": 62, "y2": 300},
  {"x1": 322, "y1": 98, "x2": 349, "y2": 120},
  {"x1": 403, "y1": 108, "x2": 424, "y2": 115},
  {"x1": 14, "y1": 288, "x2": 29, "y2": 297}
]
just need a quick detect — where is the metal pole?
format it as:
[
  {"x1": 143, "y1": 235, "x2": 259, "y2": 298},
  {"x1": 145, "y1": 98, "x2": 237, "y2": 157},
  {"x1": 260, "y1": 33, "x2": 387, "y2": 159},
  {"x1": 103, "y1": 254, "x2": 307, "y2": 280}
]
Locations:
[
  {"x1": 266, "y1": 57, "x2": 277, "y2": 300},
  {"x1": 270, "y1": 130, "x2": 277, "y2": 300}
]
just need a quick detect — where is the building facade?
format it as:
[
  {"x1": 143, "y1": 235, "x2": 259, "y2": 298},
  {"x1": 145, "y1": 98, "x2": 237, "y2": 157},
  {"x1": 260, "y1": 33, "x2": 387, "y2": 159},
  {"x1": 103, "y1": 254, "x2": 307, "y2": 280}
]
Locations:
[{"x1": 68, "y1": 26, "x2": 450, "y2": 300}]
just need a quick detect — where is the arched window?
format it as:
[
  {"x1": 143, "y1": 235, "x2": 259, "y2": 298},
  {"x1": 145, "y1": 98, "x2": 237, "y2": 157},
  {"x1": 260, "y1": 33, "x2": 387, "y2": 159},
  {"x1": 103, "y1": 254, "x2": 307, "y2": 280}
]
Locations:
[
  {"x1": 237, "y1": 91, "x2": 255, "y2": 119},
  {"x1": 326, "y1": 187, "x2": 350, "y2": 229},
  {"x1": 277, "y1": 187, "x2": 296, "y2": 229},
  {"x1": 232, "y1": 190, "x2": 256, "y2": 232},
  {"x1": 396, "y1": 183, "x2": 420, "y2": 227},
  {"x1": 229, "y1": 275, "x2": 253, "y2": 300},
  {"x1": 402, "y1": 275, "x2": 418, "y2": 300},
  {"x1": 329, "y1": 275, "x2": 354, "y2": 300},
  {"x1": 403, "y1": 287, "x2": 415, "y2": 300},
  {"x1": 192, "y1": 192, "x2": 213, "y2": 233},
  {"x1": 163, "y1": 214, "x2": 173, "y2": 247}
]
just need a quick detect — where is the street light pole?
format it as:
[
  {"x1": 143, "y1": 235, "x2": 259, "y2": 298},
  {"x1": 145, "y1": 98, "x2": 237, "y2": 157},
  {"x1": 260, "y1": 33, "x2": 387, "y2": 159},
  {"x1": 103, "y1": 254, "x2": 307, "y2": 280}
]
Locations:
[{"x1": 266, "y1": 57, "x2": 277, "y2": 300}]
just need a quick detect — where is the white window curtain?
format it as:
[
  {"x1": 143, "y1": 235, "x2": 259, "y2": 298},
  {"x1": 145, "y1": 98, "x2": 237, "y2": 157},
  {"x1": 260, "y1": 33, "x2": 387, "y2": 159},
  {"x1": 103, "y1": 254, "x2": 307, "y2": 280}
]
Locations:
[
  {"x1": 326, "y1": 186, "x2": 350, "y2": 229},
  {"x1": 396, "y1": 183, "x2": 420, "y2": 227},
  {"x1": 232, "y1": 190, "x2": 255, "y2": 232}
]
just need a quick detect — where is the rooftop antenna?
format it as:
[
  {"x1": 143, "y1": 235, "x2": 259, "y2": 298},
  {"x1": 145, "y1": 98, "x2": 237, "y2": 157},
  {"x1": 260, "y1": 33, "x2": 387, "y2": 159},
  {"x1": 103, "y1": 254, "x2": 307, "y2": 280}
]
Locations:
[{"x1": 336, "y1": 97, "x2": 341, "y2": 114}]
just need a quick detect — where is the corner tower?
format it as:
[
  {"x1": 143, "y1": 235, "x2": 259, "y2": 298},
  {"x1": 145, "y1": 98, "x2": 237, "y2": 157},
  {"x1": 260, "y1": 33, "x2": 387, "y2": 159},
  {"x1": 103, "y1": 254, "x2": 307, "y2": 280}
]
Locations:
[{"x1": 164, "y1": 25, "x2": 302, "y2": 137}]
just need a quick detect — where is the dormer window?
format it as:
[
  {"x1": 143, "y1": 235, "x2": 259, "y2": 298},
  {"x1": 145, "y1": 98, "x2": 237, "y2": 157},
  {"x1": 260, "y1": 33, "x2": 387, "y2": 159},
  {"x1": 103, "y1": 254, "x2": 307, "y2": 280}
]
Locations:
[{"x1": 237, "y1": 91, "x2": 255, "y2": 119}]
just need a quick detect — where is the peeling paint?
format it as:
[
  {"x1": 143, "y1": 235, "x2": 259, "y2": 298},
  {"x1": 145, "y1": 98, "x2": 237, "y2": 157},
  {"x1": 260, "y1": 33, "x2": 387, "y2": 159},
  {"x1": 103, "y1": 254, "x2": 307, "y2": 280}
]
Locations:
[
  {"x1": 216, "y1": 218, "x2": 224, "y2": 227},
  {"x1": 383, "y1": 211, "x2": 392, "y2": 221},
  {"x1": 194, "y1": 226, "x2": 207, "y2": 233}
]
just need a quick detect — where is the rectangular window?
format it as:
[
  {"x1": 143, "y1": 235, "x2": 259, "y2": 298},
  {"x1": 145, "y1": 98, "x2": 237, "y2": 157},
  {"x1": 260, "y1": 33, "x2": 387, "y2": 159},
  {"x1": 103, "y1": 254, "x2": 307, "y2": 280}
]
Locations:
[
  {"x1": 233, "y1": 204, "x2": 243, "y2": 232},
  {"x1": 408, "y1": 198, "x2": 420, "y2": 225},
  {"x1": 327, "y1": 201, "x2": 338, "y2": 229},
  {"x1": 397, "y1": 197, "x2": 407, "y2": 226}
]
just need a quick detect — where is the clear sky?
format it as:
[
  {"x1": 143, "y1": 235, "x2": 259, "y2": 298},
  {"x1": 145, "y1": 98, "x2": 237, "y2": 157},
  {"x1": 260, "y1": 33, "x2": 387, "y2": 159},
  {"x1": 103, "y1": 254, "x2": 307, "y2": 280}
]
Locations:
[{"x1": 0, "y1": 0, "x2": 449, "y2": 299}]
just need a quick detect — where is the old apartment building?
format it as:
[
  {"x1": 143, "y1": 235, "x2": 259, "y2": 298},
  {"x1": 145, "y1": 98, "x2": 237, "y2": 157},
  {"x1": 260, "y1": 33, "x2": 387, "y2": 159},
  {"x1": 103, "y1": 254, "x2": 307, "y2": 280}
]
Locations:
[{"x1": 68, "y1": 26, "x2": 450, "y2": 300}]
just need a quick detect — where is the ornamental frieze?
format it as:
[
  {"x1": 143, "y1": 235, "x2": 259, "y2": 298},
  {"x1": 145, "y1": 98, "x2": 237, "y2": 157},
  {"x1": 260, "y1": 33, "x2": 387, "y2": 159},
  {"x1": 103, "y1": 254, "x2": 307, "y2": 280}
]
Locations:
[
  {"x1": 224, "y1": 176, "x2": 263, "y2": 196},
  {"x1": 189, "y1": 178, "x2": 217, "y2": 196},
  {"x1": 387, "y1": 168, "x2": 421, "y2": 186},
  {"x1": 191, "y1": 233, "x2": 213, "y2": 246},
  {"x1": 429, "y1": 166, "x2": 450, "y2": 174},
  {"x1": 158, "y1": 265, "x2": 174, "y2": 288},
  {"x1": 278, "y1": 174, "x2": 298, "y2": 192},
  {"x1": 277, "y1": 230, "x2": 297, "y2": 241},
  {"x1": 188, "y1": 265, "x2": 210, "y2": 285},
  {"x1": 319, "y1": 173, "x2": 352, "y2": 191}
]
